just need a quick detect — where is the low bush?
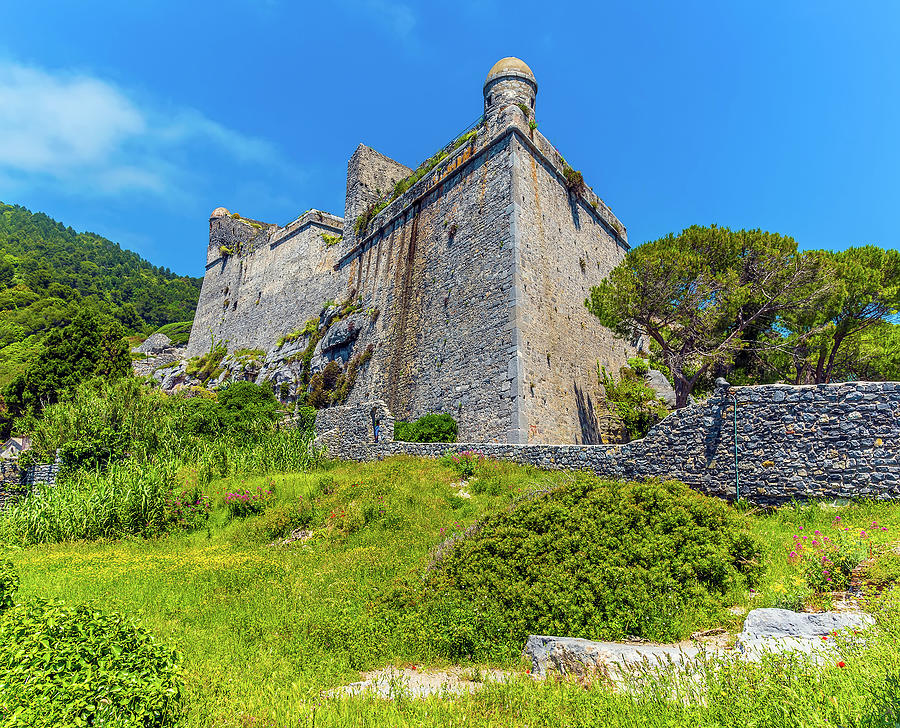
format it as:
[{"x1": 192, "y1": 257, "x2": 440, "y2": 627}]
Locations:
[
  {"x1": 410, "y1": 475, "x2": 762, "y2": 655},
  {"x1": 600, "y1": 364, "x2": 668, "y2": 440},
  {"x1": 249, "y1": 500, "x2": 317, "y2": 541},
  {"x1": 0, "y1": 559, "x2": 17, "y2": 610},
  {"x1": 0, "y1": 577, "x2": 183, "y2": 727},
  {"x1": 627, "y1": 356, "x2": 649, "y2": 375},
  {"x1": 786, "y1": 515, "x2": 883, "y2": 592},
  {"x1": 394, "y1": 413, "x2": 458, "y2": 443},
  {"x1": 186, "y1": 344, "x2": 227, "y2": 384},
  {"x1": 440, "y1": 450, "x2": 485, "y2": 478},
  {"x1": 225, "y1": 486, "x2": 275, "y2": 518}
]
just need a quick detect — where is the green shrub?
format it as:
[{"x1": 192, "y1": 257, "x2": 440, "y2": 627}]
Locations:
[
  {"x1": 250, "y1": 501, "x2": 317, "y2": 541},
  {"x1": 470, "y1": 476, "x2": 503, "y2": 496},
  {"x1": 600, "y1": 364, "x2": 669, "y2": 440},
  {"x1": 440, "y1": 450, "x2": 484, "y2": 478},
  {"x1": 186, "y1": 344, "x2": 227, "y2": 384},
  {"x1": 865, "y1": 551, "x2": 900, "y2": 588},
  {"x1": 562, "y1": 164, "x2": 586, "y2": 195},
  {"x1": 154, "y1": 320, "x2": 193, "y2": 346},
  {"x1": 224, "y1": 486, "x2": 274, "y2": 518},
  {"x1": 394, "y1": 413, "x2": 458, "y2": 443},
  {"x1": 627, "y1": 357, "x2": 649, "y2": 376},
  {"x1": 0, "y1": 559, "x2": 17, "y2": 611},
  {"x1": 0, "y1": 597, "x2": 183, "y2": 727},
  {"x1": 414, "y1": 475, "x2": 762, "y2": 654}
]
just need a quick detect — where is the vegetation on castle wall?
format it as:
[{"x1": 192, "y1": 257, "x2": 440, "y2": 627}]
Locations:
[
  {"x1": 321, "y1": 232, "x2": 342, "y2": 247},
  {"x1": 307, "y1": 344, "x2": 374, "y2": 409},
  {"x1": 186, "y1": 343, "x2": 227, "y2": 384},
  {"x1": 277, "y1": 318, "x2": 319, "y2": 348},
  {"x1": 354, "y1": 128, "x2": 479, "y2": 237},
  {"x1": 599, "y1": 363, "x2": 669, "y2": 440},
  {"x1": 394, "y1": 413, "x2": 458, "y2": 443},
  {"x1": 562, "y1": 163, "x2": 586, "y2": 196}
]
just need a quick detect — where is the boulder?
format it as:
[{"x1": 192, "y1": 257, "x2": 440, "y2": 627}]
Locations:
[
  {"x1": 735, "y1": 608, "x2": 874, "y2": 658},
  {"x1": 644, "y1": 369, "x2": 676, "y2": 408},
  {"x1": 133, "y1": 333, "x2": 173, "y2": 355},
  {"x1": 320, "y1": 313, "x2": 366, "y2": 352},
  {"x1": 523, "y1": 635, "x2": 701, "y2": 677}
]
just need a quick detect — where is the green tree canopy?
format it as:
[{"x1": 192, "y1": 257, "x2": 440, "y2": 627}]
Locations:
[
  {"x1": 763, "y1": 246, "x2": 900, "y2": 383},
  {"x1": 586, "y1": 225, "x2": 820, "y2": 407},
  {"x1": 3, "y1": 310, "x2": 131, "y2": 425}
]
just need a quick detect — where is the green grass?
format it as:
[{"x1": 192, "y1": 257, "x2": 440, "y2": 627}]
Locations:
[
  {"x1": 154, "y1": 321, "x2": 194, "y2": 346},
  {"x1": 7, "y1": 458, "x2": 900, "y2": 726}
]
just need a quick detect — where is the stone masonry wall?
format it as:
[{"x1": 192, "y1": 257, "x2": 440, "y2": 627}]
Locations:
[
  {"x1": 315, "y1": 381, "x2": 900, "y2": 505},
  {"x1": 339, "y1": 131, "x2": 518, "y2": 442},
  {"x1": 0, "y1": 459, "x2": 60, "y2": 508},
  {"x1": 343, "y1": 144, "x2": 412, "y2": 248},
  {"x1": 509, "y1": 120, "x2": 632, "y2": 444},
  {"x1": 187, "y1": 211, "x2": 348, "y2": 356}
]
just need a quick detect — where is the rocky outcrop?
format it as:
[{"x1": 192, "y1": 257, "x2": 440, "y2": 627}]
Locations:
[
  {"x1": 150, "y1": 302, "x2": 376, "y2": 404},
  {"x1": 644, "y1": 369, "x2": 676, "y2": 408},
  {"x1": 523, "y1": 635, "x2": 702, "y2": 677},
  {"x1": 132, "y1": 334, "x2": 187, "y2": 378},
  {"x1": 734, "y1": 608, "x2": 874, "y2": 658},
  {"x1": 523, "y1": 607, "x2": 876, "y2": 678}
]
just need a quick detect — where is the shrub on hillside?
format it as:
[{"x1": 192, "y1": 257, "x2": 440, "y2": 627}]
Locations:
[
  {"x1": 225, "y1": 486, "x2": 274, "y2": 518},
  {"x1": 0, "y1": 559, "x2": 17, "y2": 611},
  {"x1": 0, "y1": 578, "x2": 183, "y2": 726},
  {"x1": 394, "y1": 413, "x2": 458, "y2": 443},
  {"x1": 440, "y1": 450, "x2": 485, "y2": 478},
  {"x1": 407, "y1": 475, "x2": 762, "y2": 656}
]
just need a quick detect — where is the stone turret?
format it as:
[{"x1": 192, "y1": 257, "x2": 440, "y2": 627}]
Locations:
[{"x1": 483, "y1": 57, "x2": 537, "y2": 123}]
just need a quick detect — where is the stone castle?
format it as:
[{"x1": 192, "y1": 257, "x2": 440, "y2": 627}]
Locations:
[{"x1": 187, "y1": 58, "x2": 634, "y2": 444}]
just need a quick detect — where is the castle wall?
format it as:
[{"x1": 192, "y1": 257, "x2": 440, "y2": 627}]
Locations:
[
  {"x1": 510, "y1": 127, "x2": 632, "y2": 444},
  {"x1": 339, "y1": 131, "x2": 518, "y2": 442},
  {"x1": 187, "y1": 211, "x2": 346, "y2": 356},
  {"x1": 343, "y1": 144, "x2": 412, "y2": 245}
]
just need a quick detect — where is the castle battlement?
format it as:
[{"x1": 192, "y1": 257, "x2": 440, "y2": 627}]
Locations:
[{"x1": 187, "y1": 58, "x2": 635, "y2": 445}]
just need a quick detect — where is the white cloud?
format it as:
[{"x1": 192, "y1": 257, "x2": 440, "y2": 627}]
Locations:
[{"x1": 0, "y1": 61, "x2": 282, "y2": 197}]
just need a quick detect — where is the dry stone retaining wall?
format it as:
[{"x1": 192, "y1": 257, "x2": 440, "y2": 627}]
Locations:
[
  {"x1": 316, "y1": 382, "x2": 900, "y2": 504},
  {"x1": 0, "y1": 459, "x2": 60, "y2": 508}
]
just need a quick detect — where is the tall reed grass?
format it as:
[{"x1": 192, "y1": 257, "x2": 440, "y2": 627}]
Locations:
[{"x1": 2, "y1": 398, "x2": 323, "y2": 545}]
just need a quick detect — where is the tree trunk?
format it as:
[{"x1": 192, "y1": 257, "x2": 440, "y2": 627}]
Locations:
[{"x1": 674, "y1": 376, "x2": 691, "y2": 409}]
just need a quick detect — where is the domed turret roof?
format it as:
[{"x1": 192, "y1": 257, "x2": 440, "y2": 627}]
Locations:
[
  {"x1": 484, "y1": 57, "x2": 536, "y2": 88},
  {"x1": 210, "y1": 207, "x2": 231, "y2": 219}
]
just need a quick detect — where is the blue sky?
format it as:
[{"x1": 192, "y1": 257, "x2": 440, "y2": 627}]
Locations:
[{"x1": 1, "y1": 1, "x2": 898, "y2": 276}]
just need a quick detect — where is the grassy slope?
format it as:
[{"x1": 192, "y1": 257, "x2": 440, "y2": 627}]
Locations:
[{"x1": 8, "y1": 457, "x2": 900, "y2": 726}]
